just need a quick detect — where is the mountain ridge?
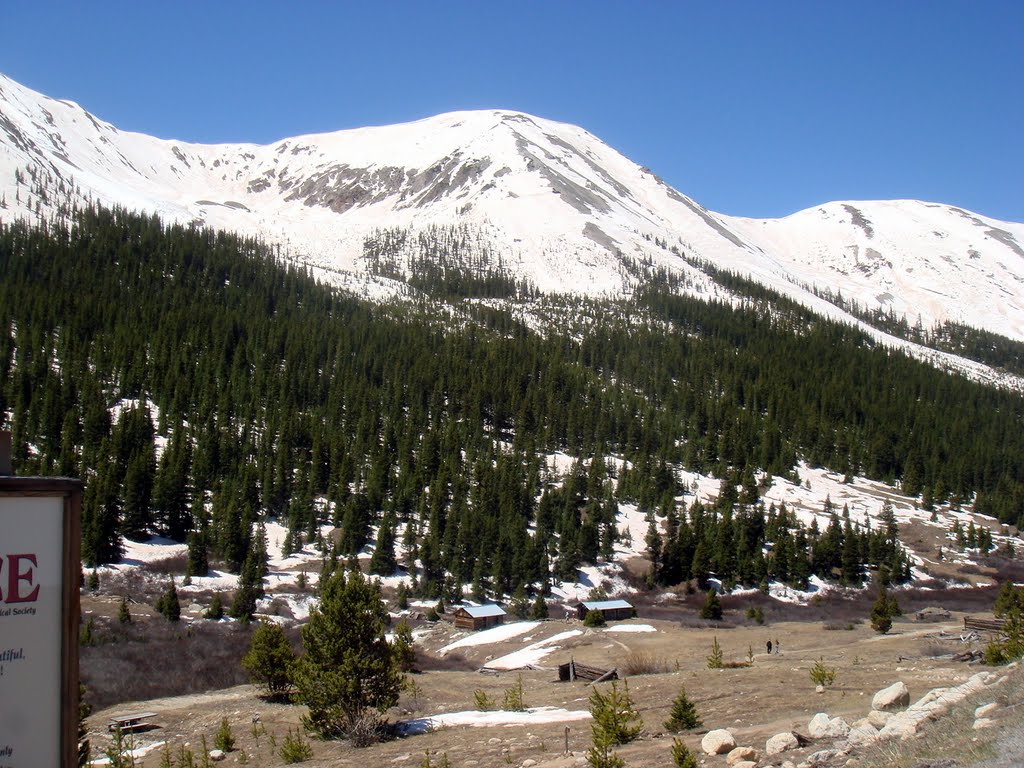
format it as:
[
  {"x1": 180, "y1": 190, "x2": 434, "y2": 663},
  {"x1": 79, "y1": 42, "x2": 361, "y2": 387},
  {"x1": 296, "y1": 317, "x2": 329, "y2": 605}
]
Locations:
[{"x1": 2, "y1": 71, "x2": 1023, "y2": 345}]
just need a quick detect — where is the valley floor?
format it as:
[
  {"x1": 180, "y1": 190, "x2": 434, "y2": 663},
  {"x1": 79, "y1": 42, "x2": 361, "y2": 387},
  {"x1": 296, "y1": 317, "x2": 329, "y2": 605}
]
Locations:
[{"x1": 84, "y1": 610, "x2": 1018, "y2": 767}]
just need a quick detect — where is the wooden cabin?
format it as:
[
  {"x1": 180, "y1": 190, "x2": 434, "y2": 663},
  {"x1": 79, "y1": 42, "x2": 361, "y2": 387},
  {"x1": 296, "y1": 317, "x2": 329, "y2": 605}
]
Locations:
[
  {"x1": 452, "y1": 604, "x2": 507, "y2": 631},
  {"x1": 575, "y1": 599, "x2": 634, "y2": 622}
]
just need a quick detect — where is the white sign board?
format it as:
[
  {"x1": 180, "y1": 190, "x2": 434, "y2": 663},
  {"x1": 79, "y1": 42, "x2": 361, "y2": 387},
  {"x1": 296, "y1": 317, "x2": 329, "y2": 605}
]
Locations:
[{"x1": 0, "y1": 495, "x2": 65, "y2": 767}]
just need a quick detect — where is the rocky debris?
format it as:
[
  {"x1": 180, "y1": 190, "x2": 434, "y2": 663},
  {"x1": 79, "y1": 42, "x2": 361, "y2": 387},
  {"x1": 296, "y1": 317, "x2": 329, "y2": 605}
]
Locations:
[
  {"x1": 731, "y1": 762, "x2": 757, "y2": 768},
  {"x1": 872, "y1": 681, "x2": 910, "y2": 711},
  {"x1": 805, "y1": 747, "x2": 845, "y2": 766},
  {"x1": 846, "y1": 722, "x2": 879, "y2": 747},
  {"x1": 807, "y1": 713, "x2": 850, "y2": 740},
  {"x1": 702, "y1": 728, "x2": 737, "y2": 755},
  {"x1": 727, "y1": 745, "x2": 758, "y2": 764},
  {"x1": 766, "y1": 731, "x2": 800, "y2": 755},
  {"x1": 878, "y1": 671, "x2": 999, "y2": 741}
]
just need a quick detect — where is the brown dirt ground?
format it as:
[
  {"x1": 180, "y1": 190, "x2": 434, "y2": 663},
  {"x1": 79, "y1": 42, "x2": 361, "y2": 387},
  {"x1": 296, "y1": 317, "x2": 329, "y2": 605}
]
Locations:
[{"x1": 86, "y1": 610, "x2": 1003, "y2": 767}]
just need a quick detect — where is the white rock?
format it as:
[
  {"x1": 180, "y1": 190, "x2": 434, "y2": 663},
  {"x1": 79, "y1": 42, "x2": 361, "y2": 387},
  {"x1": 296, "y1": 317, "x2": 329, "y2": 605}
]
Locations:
[
  {"x1": 208, "y1": 751, "x2": 226, "y2": 762},
  {"x1": 702, "y1": 729, "x2": 737, "y2": 755},
  {"x1": 808, "y1": 713, "x2": 850, "y2": 739},
  {"x1": 815, "y1": 684, "x2": 825, "y2": 693},
  {"x1": 975, "y1": 702, "x2": 999, "y2": 719},
  {"x1": 974, "y1": 718, "x2": 995, "y2": 730},
  {"x1": 727, "y1": 746, "x2": 758, "y2": 764},
  {"x1": 521, "y1": 760, "x2": 538, "y2": 768},
  {"x1": 732, "y1": 762, "x2": 758, "y2": 768},
  {"x1": 806, "y1": 750, "x2": 841, "y2": 766},
  {"x1": 766, "y1": 732, "x2": 800, "y2": 755},
  {"x1": 871, "y1": 681, "x2": 910, "y2": 711},
  {"x1": 866, "y1": 710, "x2": 891, "y2": 729}
]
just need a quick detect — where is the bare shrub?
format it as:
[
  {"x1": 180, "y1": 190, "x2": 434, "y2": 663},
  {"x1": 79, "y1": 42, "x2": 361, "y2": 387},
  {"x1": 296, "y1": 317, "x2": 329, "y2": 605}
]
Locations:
[
  {"x1": 80, "y1": 618, "x2": 256, "y2": 709},
  {"x1": 141, "y1": 553, "x2": 189, "y2": 576},
  {"x1": 823, "y1": 622, "x2": 855, "y2": 631},
  {"x1": 418, "y1": 651, "x2": 476, "y2": 672},
  {"x1": 619, "y1": 650, "x2": 673, "y2": 676}
]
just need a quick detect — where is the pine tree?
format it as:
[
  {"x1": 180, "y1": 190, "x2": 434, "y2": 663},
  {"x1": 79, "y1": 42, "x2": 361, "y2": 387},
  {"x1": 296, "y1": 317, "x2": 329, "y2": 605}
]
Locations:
[
  {"x1": 870, "y1": 583, "x2": 895, "y2": 634},
  {"x1": 242, "y1": 620, "x2": 296, "y2": 699},
  {"x1": 155, "y1": 580, "x2": 180, "y2": 622},
  {"x1": 293, "y1": 567, "x2": 402, "y2": 743},
  {"x1": 664, "y1": 685, "x2": 702, "y2": 731},
  {"x1": 117, "y1": 597, "x2": 131, "y2": 624},
  {"x1": 699, "y1": 588, "x2": 722, "y2": 620},
  {"x1": 588, "y1": 680, "x2": 642, "y2": 746}
]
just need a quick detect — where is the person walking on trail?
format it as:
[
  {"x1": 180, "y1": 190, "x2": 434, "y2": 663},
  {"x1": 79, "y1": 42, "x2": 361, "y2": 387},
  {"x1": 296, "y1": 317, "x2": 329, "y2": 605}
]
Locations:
[
  {"x1": 766, "y1": 639, "x2": 773, "y2": 654},
  {"x1": 774, "y1": 639, "x2": 780, "y2": 654}
]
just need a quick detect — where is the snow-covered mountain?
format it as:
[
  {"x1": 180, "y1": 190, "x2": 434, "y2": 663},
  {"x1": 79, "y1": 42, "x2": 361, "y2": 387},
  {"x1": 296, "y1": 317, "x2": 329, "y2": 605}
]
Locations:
[{"x1": 3, "y1": 72, "x2": 1024, "y2": 343}]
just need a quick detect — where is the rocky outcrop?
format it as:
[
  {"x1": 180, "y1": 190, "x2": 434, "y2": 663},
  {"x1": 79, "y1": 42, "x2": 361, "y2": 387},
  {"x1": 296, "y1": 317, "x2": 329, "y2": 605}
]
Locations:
[{"x1": 878, "y1": 671, "x2": 999, "y2": 741}]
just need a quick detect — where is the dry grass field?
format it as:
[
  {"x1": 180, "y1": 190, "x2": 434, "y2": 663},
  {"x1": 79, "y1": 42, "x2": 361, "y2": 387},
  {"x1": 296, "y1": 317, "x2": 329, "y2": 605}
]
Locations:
[{"x1": 84, "y1": 603, "x2": 1017, "y2": 767}]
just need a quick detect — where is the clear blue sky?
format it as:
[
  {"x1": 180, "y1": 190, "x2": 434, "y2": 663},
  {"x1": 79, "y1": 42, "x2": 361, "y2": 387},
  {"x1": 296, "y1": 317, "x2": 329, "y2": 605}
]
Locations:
[{"x1": 3, "y1": 2, "x2": 1022, "y2": 221}]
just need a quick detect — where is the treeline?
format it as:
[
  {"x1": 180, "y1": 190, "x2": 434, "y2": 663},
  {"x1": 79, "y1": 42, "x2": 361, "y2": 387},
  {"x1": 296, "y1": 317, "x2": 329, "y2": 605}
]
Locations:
[
  {"x1": 812, "y1": 285, "x2": 1024, "y2": 377},
  {"x1": 2, "y1": 207, "x2": 1023, "y2": 603}
]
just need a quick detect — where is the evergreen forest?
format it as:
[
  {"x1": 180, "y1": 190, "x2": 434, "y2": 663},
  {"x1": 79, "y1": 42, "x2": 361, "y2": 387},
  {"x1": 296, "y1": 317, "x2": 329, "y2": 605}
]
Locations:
[{"x1": 2, "y1": 207, "x2": 1023, "y2": 601}]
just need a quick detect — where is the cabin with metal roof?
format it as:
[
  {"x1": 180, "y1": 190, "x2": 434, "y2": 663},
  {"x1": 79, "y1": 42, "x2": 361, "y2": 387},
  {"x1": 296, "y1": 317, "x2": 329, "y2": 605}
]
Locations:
[
  {"x1": 575, "y1": 599, "x2": 635, "y2": 622},
  {"x1": 452, "y1": 603, "x2": 507, "y2": 631}
]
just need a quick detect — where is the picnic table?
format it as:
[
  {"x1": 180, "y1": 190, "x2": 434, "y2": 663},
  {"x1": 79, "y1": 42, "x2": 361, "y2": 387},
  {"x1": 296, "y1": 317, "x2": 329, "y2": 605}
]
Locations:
[{"x1": 107, "y1": 711, "x2": 158, "y2": 732}]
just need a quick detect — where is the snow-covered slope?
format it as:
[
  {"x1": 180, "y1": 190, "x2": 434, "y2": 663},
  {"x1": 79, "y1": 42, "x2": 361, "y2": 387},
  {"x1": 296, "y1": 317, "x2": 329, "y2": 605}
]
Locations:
[{"x1": 2, "y1": 72, "x2": 1024, "y2": 345}]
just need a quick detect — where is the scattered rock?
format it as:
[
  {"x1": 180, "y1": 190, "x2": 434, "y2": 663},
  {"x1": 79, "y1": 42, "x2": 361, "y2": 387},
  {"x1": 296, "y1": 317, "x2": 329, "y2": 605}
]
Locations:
[
  {"x1": 909, "y1": 760, "x2": 958, "y2": 768},
  {"x1": 806, "y1": 749, "x2": 841, "y2": 766},
  {"x1": 808, "y1": 713, "x2": 850, "y2": 739},
  {"x1": 521, "y1": 760, "x2": 538, "y2": 768},
  {"x1": 702, "y1": 729, "x2": 737, "y2": 755},
  {"x1": 208, "y1": 751, "x2": 226, "y2": 762},
  {"x1": 727, "y1": 746, "x2": 758, "y2": 764},
  {"x1": 732, "y1": 762, "x2": 758, "y2": 768},
  {"x1": 766, "y1": 731, "x2": 800, "y2": 755},
  {"x1": 487, "y1": 738, "x2": 502, "y2": 745},
  {"x1": 816, "y1": 684, "x2": 826, "y2": 693},
  {"x1": 872, "y1": 681, "x2": 910, "y2": 711},
  {"x1": 973, "y1": 718, "x2": 995, "y2": 730}
]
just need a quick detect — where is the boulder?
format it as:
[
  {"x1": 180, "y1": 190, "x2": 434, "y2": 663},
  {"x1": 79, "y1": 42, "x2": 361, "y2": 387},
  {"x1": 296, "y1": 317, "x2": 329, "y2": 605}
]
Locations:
[
  {"x1": 702, "y1": 729, "x2": 737, "y2": 755},
  {"x1": 974, "y1": 718, "x2": 995, "y2": 730},
  {"x1": 866, "y1": 710, "x2": 892, "y2": 729},
  {"x1": 766, "y1": 732, "x2": 800, "y2": 755},
  {"x1": 727, "y1": 746, "x2": 758, "y2": 764},
  {"x1": 872, "y1": 681, "x2": 910, "y2": 711},
  {"x1": 808, "y1": 713, "x2": 850, "y2": 739},
  {"x1": 208, "y1": 751, "x2": 226, "y2": 762}
]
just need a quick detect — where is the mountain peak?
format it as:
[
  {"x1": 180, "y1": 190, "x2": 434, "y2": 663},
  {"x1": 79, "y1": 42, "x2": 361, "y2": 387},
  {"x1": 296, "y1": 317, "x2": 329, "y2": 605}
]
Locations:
[{"x1": 2, "y1": 71, "x2": 1024, "y2": 348}]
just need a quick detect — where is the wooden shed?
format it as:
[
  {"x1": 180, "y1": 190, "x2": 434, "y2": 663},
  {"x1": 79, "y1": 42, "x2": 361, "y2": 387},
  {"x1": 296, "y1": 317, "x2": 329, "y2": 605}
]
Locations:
[
  {"x1": 452, "y1": 604, "x2": 507, "y2": 631},
  {"x1": 575, "y1": 599, "x2": 635, "y2": 622}
]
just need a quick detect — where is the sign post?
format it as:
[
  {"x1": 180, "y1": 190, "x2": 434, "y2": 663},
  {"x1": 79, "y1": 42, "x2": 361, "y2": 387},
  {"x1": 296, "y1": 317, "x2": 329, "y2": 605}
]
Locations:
[{"x1": 0, "y1": 444, "x2": 82, "y2": 768}]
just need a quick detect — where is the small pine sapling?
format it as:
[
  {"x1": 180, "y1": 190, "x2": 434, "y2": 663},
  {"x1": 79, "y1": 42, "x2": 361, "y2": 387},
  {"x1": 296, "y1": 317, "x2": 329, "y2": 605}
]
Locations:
[
  {"x1": 214, "y1": 717, "x2": 235, "y2": 752},
  {"x1": 670, "y1": 738, "x2": 698, "y2": 768},
  {"x1": 706, "y1": 636, "x2": 724, "y2": 669},
  {"x1": 664, "y1": 685, "x2": 702, "y2": 732},
  {"x1": 809, "y1": 657, "x2": 836, "y2": 688}
]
